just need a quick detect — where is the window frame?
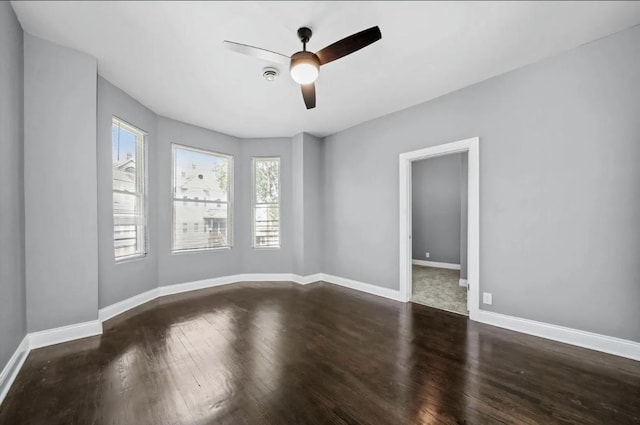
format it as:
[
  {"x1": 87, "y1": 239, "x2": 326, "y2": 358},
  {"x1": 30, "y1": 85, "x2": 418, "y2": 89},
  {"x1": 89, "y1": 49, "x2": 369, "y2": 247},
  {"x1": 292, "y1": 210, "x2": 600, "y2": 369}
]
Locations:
[
  {"x1": 251, "y1": 156, "x2": 281, "y2": 249},
  {"x1": 171, "y1": 143, "x2": 234, "y2": 254},
  {"x1": 112, "y1": 116, "x2": 148, "y2": 263}
]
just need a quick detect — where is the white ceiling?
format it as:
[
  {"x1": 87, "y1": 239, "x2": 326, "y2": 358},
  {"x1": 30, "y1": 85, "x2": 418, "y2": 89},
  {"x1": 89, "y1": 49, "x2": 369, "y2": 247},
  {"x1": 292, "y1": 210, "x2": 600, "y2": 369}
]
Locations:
[{"x1": 11, "y1": 1, "x2": 640, "y2": 138}]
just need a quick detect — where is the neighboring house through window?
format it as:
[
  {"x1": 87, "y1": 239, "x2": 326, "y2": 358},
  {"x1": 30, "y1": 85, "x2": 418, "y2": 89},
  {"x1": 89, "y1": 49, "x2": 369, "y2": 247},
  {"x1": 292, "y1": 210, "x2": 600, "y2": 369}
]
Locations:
[
  {"x1": 112, "y1": 117, "x2": 147, "y2": 261},
  {"x1": 172, "y1": 144, "x2": 233, "y2": 252}
]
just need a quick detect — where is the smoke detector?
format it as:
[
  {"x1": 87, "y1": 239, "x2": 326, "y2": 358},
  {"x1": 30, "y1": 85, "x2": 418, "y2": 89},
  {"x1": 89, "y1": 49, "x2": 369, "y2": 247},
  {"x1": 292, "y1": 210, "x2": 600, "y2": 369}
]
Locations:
[{"x1": 262, "y1": 67, "x2": 279, "y2": 82}]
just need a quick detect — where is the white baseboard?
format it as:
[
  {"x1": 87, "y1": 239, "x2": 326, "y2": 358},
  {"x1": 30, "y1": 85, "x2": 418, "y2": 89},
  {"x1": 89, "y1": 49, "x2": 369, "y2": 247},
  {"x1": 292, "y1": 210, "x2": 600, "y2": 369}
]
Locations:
[
  {"x1": 235, "y1": 273, "x2": 296, "y2": 282},
  {"x1": 28, "y1": 320, "x2": 103, "y2": 350},
  {"x1": 1, "y1": 320, "x2": 104, "y2": 405},
  {"x1": 159, "y1": 275, "x2": 238, "y2": 297},
  {"x1": 412, "y1": 259, "x2": 461, "y2": 270},
  {"x1": 293, "y1": 273, "x2": 323, "y2": 285},
  {"x1": 99, "y1": 288, "x2": 160, "y2": 322},
  {"x1": 459, "y1": 279, "x2": 468, "y2": 287},
  {"x1": 320, "y1": 273, "x2": 404, "y2": 302},
  {"x1": 0, "y1": 336, "x2": 29, "y2": 406},
  {"x1": 475, "y1": 310, "x2": 640, "y2": 361},
  {"x1": 100, "y1": 273, "x2": 323, "y2": 323},
  {"x1": 97, "y1": 273, "x2": 324, "y2": 324}
]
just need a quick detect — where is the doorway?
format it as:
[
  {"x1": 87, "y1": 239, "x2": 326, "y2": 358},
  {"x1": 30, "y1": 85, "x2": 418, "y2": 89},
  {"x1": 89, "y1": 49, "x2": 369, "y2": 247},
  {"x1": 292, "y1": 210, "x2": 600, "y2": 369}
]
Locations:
[
  {"x1": 399, "y1": 137, "x2": 480, "y2": 320},
  {"x1": 411, "y1": 151, "x2": 468, "y2": 314}
]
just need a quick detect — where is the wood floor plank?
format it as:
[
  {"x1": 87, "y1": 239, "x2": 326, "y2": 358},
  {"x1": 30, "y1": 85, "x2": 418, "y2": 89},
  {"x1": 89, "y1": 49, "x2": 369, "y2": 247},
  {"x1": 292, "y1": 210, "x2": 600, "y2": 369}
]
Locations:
[{"x1": 0, "y1": 281, "x2": 638, "y2": 424}]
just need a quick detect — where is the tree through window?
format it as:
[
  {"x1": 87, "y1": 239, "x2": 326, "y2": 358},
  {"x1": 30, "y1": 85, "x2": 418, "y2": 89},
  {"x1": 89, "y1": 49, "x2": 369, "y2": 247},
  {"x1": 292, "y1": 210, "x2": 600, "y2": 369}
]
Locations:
[{"x1": 252, "y1": 157, "x2": 280, "y2": 248}]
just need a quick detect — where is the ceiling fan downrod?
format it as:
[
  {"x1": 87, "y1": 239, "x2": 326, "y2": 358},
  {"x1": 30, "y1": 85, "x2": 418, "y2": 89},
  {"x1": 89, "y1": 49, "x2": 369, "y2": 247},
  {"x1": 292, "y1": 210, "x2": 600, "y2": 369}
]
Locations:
[{"x1": 297, "y1": 27, "x2": 312, "y2": 51}]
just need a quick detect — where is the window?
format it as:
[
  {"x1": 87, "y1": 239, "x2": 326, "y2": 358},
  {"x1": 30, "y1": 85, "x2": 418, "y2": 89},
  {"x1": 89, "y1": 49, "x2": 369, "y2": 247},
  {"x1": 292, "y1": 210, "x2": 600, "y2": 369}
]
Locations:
[
  {"x1": 112, "y1": 117, "x2": 147, "y2": 261},
  {"x1": 252, "y1": 157, "x2": 280, "y2": 248},
  {"x1": 172, "y1": 144, "x2": 233, "y2": 252}
]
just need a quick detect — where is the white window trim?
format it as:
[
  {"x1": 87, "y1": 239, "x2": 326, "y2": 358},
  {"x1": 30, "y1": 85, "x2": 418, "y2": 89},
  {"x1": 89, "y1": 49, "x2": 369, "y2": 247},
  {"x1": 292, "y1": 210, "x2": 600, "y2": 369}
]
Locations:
[
  {"x1": 112, "y1": 116, "x2": 148, "y2": 263},
  {"x1": 170, "y1": 143, "x2": 234, "y2": 253},
  {"x1": 251, "y1": 156, "x2": 281, "y2": 249}
]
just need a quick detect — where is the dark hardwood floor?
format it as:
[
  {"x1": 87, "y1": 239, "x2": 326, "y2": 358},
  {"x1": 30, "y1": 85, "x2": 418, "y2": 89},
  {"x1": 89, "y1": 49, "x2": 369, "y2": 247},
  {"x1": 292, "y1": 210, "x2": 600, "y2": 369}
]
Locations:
[{"x1": 1, "y1": 281, "x2": 639, "y2": 424}]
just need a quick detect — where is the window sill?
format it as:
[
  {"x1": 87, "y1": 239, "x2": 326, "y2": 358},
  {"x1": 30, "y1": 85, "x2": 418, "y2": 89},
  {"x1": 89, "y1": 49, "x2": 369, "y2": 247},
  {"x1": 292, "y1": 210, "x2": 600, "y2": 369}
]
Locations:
[
  {"x1": 115, "y1": 253, "x2": 147, "y2": 264},
  {"x1": 252, "y1": 246, "x2": 281, "y2": 250},
  {"x1": 171, "y1": 246, "x2": 232, "y2": 255}
]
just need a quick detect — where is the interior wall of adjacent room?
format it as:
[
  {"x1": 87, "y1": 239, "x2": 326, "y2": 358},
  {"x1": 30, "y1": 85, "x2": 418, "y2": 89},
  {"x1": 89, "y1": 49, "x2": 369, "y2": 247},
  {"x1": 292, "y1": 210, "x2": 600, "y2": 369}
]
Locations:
[
  {"x1": 412, "y1": 153, "x2": 463, "y2": 265},
  {"x1": 460, "y1": 153, "x2": 468, "y2": 280},
  {"x1": 96, "y1": 77, "x2": 159, "y2": 308},
  {"x1": 0, "y1": 1, "x2": 26, "y2": 372},
  {"x1": 323, "y1": 25, "x2": 640, "y2": 342}
]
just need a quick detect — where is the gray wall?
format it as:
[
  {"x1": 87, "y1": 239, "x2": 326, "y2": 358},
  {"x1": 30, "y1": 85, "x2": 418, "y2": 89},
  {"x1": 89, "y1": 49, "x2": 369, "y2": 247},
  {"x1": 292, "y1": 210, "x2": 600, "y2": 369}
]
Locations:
[
  {"x1": 302, "y1": 134, "x2": 324, "y2": 275},
  {"x1": 24, "y1": 34, "x2": 99, "y2": 332},
  {"x1": 460, "y1": 153, "x2": 468, "y2": 280},
  {"x1": 291, "y1": 133, "x2": 324, "y2": 276},
  {"x1": 0, "y1": 1, "x2": 26, "y2": 373},
  {"x1": 157, "y1": 117, "x2": 242, "y2": 286},
  {"x1": 323, "y1": 26, "x2": 640, "y2": 342},
  {"x1": 291, "y1": 133, "x2": 304, "y2": 275},
  {"x1": 239, "y1": 138, "x2": 294, "y2": 273},
  {"x1": 412, "y1": 154, "x2": 462, "y2": 265},
  {"x1": 10, "y1": 18, "x2": 639, "y2": 348},
  {"x1": 97, "y1": 77, "x2": 159, "y2": 308}
]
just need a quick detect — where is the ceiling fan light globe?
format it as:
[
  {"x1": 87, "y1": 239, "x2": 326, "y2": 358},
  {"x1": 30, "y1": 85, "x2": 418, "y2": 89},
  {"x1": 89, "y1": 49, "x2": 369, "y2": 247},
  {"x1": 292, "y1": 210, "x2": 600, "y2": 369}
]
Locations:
[
  {"x1": 291, "y1": 63, "x2": 318, "y2": 84},
  {"x1": 290, "y1": 51, "x2": 321, "y2": 85}
]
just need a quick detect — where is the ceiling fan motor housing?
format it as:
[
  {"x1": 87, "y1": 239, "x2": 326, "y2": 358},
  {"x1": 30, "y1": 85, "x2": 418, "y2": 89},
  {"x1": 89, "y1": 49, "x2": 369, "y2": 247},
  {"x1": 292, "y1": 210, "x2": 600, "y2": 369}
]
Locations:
[
  {"x1": 290, "y1": 51, "x2": 320, "y2": 70},
  {"x1": 289, "y1": 51, "x2": 321, "y2": 84}
]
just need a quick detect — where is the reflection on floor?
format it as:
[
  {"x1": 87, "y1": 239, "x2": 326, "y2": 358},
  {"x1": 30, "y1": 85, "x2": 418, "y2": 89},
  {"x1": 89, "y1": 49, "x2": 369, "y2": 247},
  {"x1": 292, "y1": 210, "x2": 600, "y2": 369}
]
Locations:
[{"x1": 412, "y1": 265, "x2": 468, "y2": 315}]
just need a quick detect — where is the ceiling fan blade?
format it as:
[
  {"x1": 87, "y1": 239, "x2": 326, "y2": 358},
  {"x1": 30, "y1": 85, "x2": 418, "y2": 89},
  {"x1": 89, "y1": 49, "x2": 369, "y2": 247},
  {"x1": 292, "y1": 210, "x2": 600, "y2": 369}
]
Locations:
[
  {"x1": 223, "y1": 40, "x2": 290, "y2": 65},
  {"x1": 315, "y1": 26, "x2": 381, "y2": 66},
  {"x1": 301, "y1": 83, "x2": 316, "y2": 109}
]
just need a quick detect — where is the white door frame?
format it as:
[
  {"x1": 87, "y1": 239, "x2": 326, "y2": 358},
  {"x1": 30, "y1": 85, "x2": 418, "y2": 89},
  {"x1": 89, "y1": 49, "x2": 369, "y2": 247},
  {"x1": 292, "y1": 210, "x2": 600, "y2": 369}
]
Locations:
[{"x1": 399, "y1": 137, "x2": 480, "y2": 320}]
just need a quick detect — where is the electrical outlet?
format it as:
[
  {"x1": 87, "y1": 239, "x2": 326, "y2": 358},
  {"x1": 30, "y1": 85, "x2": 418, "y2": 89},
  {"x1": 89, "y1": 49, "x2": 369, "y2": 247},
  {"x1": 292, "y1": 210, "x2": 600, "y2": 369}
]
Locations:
[
  {"x1": 483, "y1": 292, "x2": 493, "y2": 305},
  {"x1": 425, "y1": 252, "x2": 430, "y2": 258}
]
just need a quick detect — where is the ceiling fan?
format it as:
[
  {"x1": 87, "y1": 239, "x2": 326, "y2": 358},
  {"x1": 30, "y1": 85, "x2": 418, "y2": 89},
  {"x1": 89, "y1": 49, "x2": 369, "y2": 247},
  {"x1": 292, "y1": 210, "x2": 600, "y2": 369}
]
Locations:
[{"x1": 223, "y1": 26, "x2": 382, "y2": 109}]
